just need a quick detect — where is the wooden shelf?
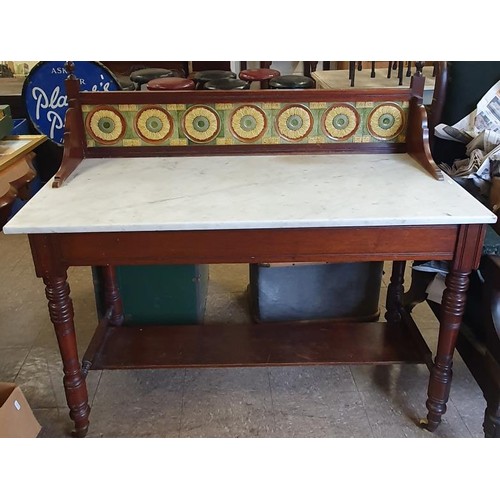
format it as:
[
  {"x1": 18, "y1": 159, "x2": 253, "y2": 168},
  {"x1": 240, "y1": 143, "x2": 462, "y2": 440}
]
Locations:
[{"x1": 84, "y1": 311, "x2": 433, "y2": 371}]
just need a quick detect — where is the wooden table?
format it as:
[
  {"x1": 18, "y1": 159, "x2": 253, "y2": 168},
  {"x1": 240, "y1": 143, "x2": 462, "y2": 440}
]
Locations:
[
  {"x1": 0, "y1": 135, "x2": 46, "y2": 228},
  {"x1": 0, "y1": 78, "x2": 26, "y2": 120},
  {"x1": 312, "y1": 67, "x2": 436, "y2": 105},
  {"x1": 3, "y1": 152, "x2": 496, "y2": 437}
]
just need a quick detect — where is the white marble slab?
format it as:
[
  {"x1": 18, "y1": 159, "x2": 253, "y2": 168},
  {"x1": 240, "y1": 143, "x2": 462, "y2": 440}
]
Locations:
[{"x1": 3, "y1": 153, "x2": 496, "y2": 234}]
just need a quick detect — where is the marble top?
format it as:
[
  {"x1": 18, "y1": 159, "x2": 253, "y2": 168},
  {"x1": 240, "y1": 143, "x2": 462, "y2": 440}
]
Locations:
[{"x1": 3, "y1": 153, "x2": 496, "y2": 234}]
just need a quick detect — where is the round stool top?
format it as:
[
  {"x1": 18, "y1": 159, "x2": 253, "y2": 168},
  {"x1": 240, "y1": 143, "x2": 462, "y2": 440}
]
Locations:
[
  {"x1": 146, "y1": 77, "x2": 196, "y2": 91},
  {"x1": 191, "y1": 70, "x2": 237, "y2": 83},
  {"x1": 269, "y1": 75, "x2": 315, "y2": 89},
  {"x1": 204, "y1": 78, "x2": 250, "y2": 90},
  {"x1": 129, "y1": 68, "x2": 178, "y2": 85},
  {"x1": 239, "y1": 68, "x2": 281, "y2": 82},
  {"x1": 115, "y1": 75, "x2": 136, "y2": 90}
]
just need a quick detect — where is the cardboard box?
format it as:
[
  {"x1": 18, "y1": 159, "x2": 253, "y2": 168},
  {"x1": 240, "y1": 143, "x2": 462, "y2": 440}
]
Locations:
[{"x1": 0, "y1": 382, "x2": 41, "y2": 438}]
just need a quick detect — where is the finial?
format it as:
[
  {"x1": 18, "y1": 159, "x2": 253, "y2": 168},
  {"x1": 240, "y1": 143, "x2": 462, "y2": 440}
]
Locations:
[{"x1": 65, "y1": 61, "x2": 76, "y2": 80}]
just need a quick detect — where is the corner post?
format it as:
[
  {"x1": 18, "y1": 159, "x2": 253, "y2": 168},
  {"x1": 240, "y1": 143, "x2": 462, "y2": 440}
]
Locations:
[{"x1": 52, "y1": 61, "x2": 85, "y2": 188}]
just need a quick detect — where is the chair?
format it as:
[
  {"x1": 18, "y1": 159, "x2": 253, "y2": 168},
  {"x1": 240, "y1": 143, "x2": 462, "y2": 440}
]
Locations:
[
  {"x1": 146, "y1": 77, "x2": 195, "y2": 91},
  {"x1": 404, "y1": 61, "x2": 500, "y2": 437}
]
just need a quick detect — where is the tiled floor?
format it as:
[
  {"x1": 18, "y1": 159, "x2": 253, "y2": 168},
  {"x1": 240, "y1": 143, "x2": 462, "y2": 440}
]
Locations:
[{"x1": 0, "y1": 232, "x2": 487, "y2": 438}]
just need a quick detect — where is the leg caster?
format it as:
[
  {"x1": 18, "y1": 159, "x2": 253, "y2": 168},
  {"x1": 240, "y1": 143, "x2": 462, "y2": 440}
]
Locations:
[
  {"x1": 71, "y1": 423, "x2": 89, "y2": 438},
  {"x1": 418, "y1": 417, "x2": 439, "y2": 432}
]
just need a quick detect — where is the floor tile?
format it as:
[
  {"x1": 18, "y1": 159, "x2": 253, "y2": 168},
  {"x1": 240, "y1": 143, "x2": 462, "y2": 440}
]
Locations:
[
  {"x1": 350, "y1": 364, "x2": 431, "y2": 394},
  {"x1": 184, "y1": 367, "x2": 269, "y2": 393},
  {"x1": 269, "y1": 365, "x2": 357, "y2": 394},
  {"x1": 359, "y1": 387, "x2": 472, "y2": 438},
  {"x1": 181, "y1": 367, "x2": 273, "y2": 437},
  {"x1": 34, "y1": 408, "x2": 74, "y2": 438},
  {"x1": 0, "y1": 347, "x2": 29, "y2": 381},
  {"x1": 87, "y1": 369, "x2": 184, "y2": 437},
  {"x1": 448, "y1": 371, "x2": 487, "y2": 438},
  {"x1": 0, "y1": 309, "x2": 45, "y2": 348},
  {"x1": 208, "y1": 264, "x2": 249, "y2": 294},
  {"x1": 269, "y1": 366, "x2": 370, "y2": 437},
  {"x1": 272, "y1": 390, "x2": 372, "y2": 438},
  {"x1": 181, "y1": 390, "x2": 275, "y2": 438},
  {"x1": 203, "y1": 291, "x2": 252, "y2": 324},
  {"x1": 14, "y1": 345, "x2": 60, "y2": 409}
]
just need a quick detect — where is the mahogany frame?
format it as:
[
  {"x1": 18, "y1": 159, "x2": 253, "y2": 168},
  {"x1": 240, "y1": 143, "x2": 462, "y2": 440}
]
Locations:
[{"x1": 23, "y1": 70, "x2": 486, "y2": 437}]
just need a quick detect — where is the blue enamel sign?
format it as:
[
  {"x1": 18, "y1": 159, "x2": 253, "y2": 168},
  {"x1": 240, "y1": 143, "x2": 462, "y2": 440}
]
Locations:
[{"x1": 22, "y1": 61, "x2": 121, "y2": 145}]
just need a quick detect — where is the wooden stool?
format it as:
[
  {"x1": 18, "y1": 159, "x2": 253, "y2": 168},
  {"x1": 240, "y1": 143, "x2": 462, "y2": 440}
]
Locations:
[
  {"x1": 239, "y1": 68, "x2": 281, "y2": 89},
  {"x1": 130, "y1": 68, "x2": 179, "y2": 90},
  {"x1": 204, "y1": 78, "x2": 250, "y2": 90},
  {"x1": 146, "y1": 77, "x2": 196, "y2": 91},
  {"x1": 191, "y1": 70, "x2": 236, "y2": 89},
  {"x1": 268, "y1": 75, "x2": 315, "y2": 89}
]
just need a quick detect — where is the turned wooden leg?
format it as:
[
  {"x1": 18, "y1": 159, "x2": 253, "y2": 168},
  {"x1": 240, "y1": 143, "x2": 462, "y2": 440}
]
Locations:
[
  {"x1": 44, "y1": 274, "x2": 90, "y2": 437},
  {"x1": 81, "y1": 265, "x2": 124, "y2": 376},
  {"x1": 101, "y1": 265, "x2": 124, "y2": 326},
  {"x1": 422, "y1": 269, "x2": 470, "y2": 431},
  {"x1": 385, "y1": 261, "x2": 406, "y2": 322},
  {"x1": 406, "y1": 61, "x2": 412, "y2": 78}
]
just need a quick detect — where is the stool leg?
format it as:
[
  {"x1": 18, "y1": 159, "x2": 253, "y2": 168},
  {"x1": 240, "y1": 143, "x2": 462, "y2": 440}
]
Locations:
[
  {"x1": 349, "y1": 62, "x2": 356, "y2": 87},
  {"x1": 398, "y1": 61, "x2": 404, "y2": 85}
]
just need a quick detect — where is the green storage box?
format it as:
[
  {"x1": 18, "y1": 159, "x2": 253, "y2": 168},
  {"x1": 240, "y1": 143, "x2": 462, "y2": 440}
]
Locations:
[{"x1": 94, "y1": 264, "x2": 209, "y2": 325}]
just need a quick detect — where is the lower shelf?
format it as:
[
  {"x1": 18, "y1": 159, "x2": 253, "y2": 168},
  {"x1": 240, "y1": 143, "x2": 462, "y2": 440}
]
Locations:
[{"x1": 83, "y1": 311, "x2": 433, "y2": 370}]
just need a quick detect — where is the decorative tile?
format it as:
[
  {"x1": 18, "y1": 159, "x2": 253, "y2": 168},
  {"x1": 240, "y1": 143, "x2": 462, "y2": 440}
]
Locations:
[
  {"x1": 82, "y1": 100, "x2": 410, "y2": 148},
  {"x1": 367, "y1": 103, "x2": 406, "y2": 141}
]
